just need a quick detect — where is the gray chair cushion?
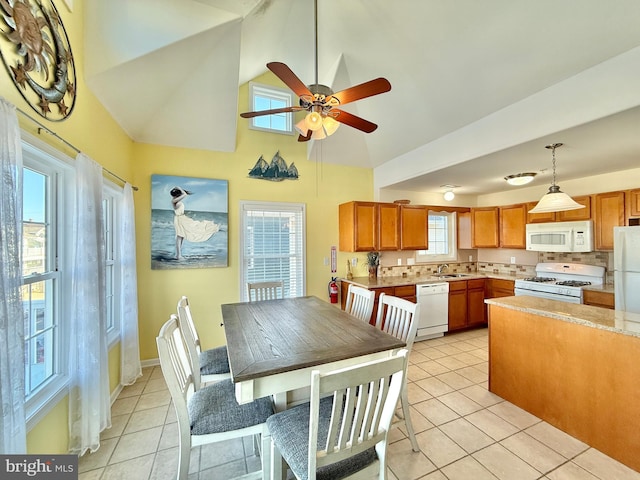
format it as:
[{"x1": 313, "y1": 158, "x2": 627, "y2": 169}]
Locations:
[
  {"x1": 266, "y1": 396, "x2": 377, "y2": 480},
  {"x1": 200, "y1": 345, "x2": 230, "y2": 375},
  {"x1": 189, "y1": 379, "x2": 273, "y2": 435}
]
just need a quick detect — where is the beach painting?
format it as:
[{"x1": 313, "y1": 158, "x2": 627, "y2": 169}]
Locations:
[{"x1": 151, "y1": 174, "x2": 228, "y2": 269}]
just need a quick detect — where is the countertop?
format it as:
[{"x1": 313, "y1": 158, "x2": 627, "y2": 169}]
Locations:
[
  {"x1": 485, "y1": 295, "x2": 640, "y2": 338},
  {"x1": 342, "y1": 272, "x2": 525, "y2": 289}
]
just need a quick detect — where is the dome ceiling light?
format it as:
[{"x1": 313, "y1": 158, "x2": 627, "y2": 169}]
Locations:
[{"x1": 504, "y1": 172, "x2": 537, "y2": 186}]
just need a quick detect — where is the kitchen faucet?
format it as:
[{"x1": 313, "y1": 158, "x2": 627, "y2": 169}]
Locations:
[{"x1": 437, "y1": 264, "x2": 449, "y2": 274}]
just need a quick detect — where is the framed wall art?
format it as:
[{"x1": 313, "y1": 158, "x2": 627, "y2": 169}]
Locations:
[{"x1": 151, "y1": 174, "x2": 228, "y2": 269}]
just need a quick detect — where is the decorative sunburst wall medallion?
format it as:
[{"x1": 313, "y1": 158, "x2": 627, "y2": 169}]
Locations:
[{"x1": 0, "y1": 0, "x2": 76, "y2": 121}]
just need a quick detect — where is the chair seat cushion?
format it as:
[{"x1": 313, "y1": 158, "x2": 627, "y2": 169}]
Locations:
[
  {"x1": 266, "y1": 396, "x2": 377, "y2": 480},
  {"x1": 199, "y1": 346, "x2": 230, "y2": 375},
  {"x1": 189, "y1": 379, "x2": 273, "y2": 435}
]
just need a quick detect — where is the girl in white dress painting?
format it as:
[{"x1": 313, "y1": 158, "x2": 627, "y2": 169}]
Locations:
[{"x1": 170, "y1": 186, "x2": 219, "y2": 260}]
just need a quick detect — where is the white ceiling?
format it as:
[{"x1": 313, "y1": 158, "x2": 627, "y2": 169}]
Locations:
[{"x1": 84, "y1": 0, "x2": 640, "y2": 196}]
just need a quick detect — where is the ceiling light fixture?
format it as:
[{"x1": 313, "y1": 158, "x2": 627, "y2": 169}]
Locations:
[
  {"x1": 504, "y1": 172, "x2": 537, "y2": 186},
  {"x1": 528, "y1": 143, "x2": 585, "y2": 214},
  {"x1": 441, "y1": 184, "x2": 458, "y2": 201}
]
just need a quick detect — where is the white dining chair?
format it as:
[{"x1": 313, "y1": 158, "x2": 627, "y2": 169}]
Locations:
[
  {"x1": 176, "y1": 296, "x2": 230, "y2": 388},
  {"x1": 344, "y1": 283, "x2": 376, "y2": 324},
  {"x1": 156, "y1": 315, "x2": 273, "y2": 480},
  {"x1": 267, "y1": 349, "x2": 408, "y2": 480},
  {"x1": 375, "y1": 293, "x2": 421, "y2": 452},
  {"x1": 247, "y1": 280, "x2": 284, "y2": 302}
]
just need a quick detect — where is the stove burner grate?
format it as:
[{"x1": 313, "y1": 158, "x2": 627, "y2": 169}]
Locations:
[
  {"x1": 523, "y1": 277, "x2": 557, "y2": 283},
  {"x1": 555, "y1": 280, "x2": 592, "y2": 287}
]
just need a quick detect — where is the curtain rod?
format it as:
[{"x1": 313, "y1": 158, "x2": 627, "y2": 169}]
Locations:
[{"x1": 16, "y1": 107, "x2": 138, "y2": 191}]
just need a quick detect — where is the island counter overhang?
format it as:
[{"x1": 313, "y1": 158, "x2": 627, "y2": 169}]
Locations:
[{"x1": 486, "y1": 295, "x2": 640, "y2": 473}]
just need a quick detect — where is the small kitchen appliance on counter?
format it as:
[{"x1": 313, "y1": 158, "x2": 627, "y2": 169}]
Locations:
[{"x1": 514, "y1": 262, "x2": 605, "y2": 304}]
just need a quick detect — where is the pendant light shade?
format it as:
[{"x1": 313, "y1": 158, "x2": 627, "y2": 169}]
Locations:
[{"x1": 528, "y1": 143, "x2": 585, "y2": 214}]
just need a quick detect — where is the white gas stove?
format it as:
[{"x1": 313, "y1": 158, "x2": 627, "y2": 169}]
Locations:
[{"x1": 514, "y1": 263, "x2": 605, "y2": 304}]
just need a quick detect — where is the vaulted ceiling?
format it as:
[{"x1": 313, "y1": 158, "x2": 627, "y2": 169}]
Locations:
[{"x1": 85, "y1": 0, "x2": 640, "y2": 195}]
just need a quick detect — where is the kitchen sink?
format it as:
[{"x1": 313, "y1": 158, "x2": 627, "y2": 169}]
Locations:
[{"x1": 436, "y1": 274, "x2": 472, "y2": 278}]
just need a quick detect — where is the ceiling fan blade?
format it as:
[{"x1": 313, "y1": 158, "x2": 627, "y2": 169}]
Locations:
[
  {"x1": 267, "y1": 62, "x2": 313, "y2": 98},
  {"x1": 298, "y1": 130, "x2": 312, "y2": 142},
  {"x1": 240, "y1": 106, "x2": 303, "y2": 118},
  {"x1": 329, "y1": 78, "x2": 391, "y2": 106},
  {"x1": 332, "y1": 109, "x2": 378, "y2": 133}
]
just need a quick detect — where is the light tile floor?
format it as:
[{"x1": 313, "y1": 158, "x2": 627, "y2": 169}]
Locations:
[{"x1": 78, "y1": 327, "x2": 640, "y2": 479}]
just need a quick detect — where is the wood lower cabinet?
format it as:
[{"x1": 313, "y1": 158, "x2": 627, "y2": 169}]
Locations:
[
  {"x1": 556, "y1": 195, "x2": 592, "y2": 221},
  {"x1": 594, "y1": 191, "x2": 625, "y2": 250},
  {"x1": 471, "y1": 207, "x2": 500, "y2": 248},
  {"x1": 448, "y1": 279, "x2": 487, "y2": 332},
  {"x1": 583, "y1": 290, "x2": 615, "y2": 309},
  {"x1": 499, "y1": 204, "x2": 526, "y2": 249},
  {"x1": 486, "y1": 278, "x2": 515, "y2": 298},
  {"x1": 340, "y1": 281, "x2": 416, "y2": 325}
]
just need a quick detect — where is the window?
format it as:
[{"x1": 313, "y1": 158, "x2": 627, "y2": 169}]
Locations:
[
  {"x1": 415, "y1": 211, "x2": 457, "y2": 263},
  {"x1": 248, "y1": 82, "x2": 294, "y2": 134},
  {"x1": 240, "y1": 201, "x2": 306, "y2": 300},
  {"x1": 21, "y1": 141, "x2": 72, "y2": 422},
  {"x1": 103, "y1": 183, "x2": 123, "y2": 345}
]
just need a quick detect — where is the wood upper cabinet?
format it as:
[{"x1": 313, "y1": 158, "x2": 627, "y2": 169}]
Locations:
[
  {"x1": 556, "y1": 195, "x2": 592, "y2": 221},
  {"x1": 377, "y1": 203, "x2": 400, "y2": 251},
  {"x1": 594, "y1": 191, "x2": 625, "y2": 250},
  {"x1": 526, "y1": 202, "x2": 556, "y2": 223},
  {"x1": 626, "y1": 189, "x2": 640, "y2": 224},
  {"x1": 339, "y1": 202, "x2": 377, "y2": 252},
  {"x1": 400, "y1": 205, "x2": 429, "y2": 250},
  {"x1": 457, "y1": 211, "x2": 472, "y2": 249},
  {"x1": 499, "y1": 204, "x2": 527, "y2": 249},
  {"x1": 471, "y1": 207, "x2": 500, "y2": 248}
]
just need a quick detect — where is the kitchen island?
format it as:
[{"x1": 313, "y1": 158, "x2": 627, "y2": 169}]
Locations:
[{"x1": 485, "y1": 295, "x2": 640, "y2": 472}]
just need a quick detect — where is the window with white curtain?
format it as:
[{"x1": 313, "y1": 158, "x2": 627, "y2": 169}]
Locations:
[
  {"x1": 248, "y1": 82, "x2": 294, "y2": 135},
  {"x1": 21, "y1": 141, "x2": 72, "y2": 424},
  {"x1": 20, "y1": 135, "x2": 125, "y2": 425},
  {"x1": 240, "y1": 201, "x2": 306, "y2": 300},
  {"x1": 415, "y1": 211, "x2": 458, "y2": 263}
]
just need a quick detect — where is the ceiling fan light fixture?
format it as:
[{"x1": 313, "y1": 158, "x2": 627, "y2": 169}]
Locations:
[
  {"x1": 304, "y1": 110, "x2": 323, "y2": 131},
  {"x1": 505, "y1": 172, "x2": 536, "y2": 186},
  {"x1": 528, "y1": 143, "x2": 585, "y2": 214},
  {"x1": 322, "y1": 115, "x2": 340, "y2": 136}
]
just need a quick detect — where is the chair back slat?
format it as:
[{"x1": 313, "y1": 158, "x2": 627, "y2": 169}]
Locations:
[
  {"x1": 176, "y1": 296, "x2": 203, "y2": 390},
  {"x1": 157, "y1": 315, "x2": 195, "y2": 413},
  {"x1": 344, "y1": 284, "x2": 375, "y2": 323},
  {"x1": 309, "y1": 350, "x2": 408, "y2": 476},
  {"x1": 247, "y1": 281, "x2": 284, "y2": 302}
]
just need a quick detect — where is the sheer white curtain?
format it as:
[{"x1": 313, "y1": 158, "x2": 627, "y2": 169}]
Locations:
[
  {"x1": 68, "y1": 153, "x2": 111, "y2": 455},
  {"x1": 120, "y1": 183, "x2": 141, "y2": 385},
  {"x1": 0, "y1": 98, "x2": 26, "y2": 453}
]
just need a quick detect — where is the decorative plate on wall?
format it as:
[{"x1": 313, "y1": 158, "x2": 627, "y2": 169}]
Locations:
[{"x1": 0, "y1": 0, "x2": 76, "y2": 121}]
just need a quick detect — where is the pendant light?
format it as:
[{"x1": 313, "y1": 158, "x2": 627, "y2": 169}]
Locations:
[{"x1": 528, "y1": 143, "x2": 585, "y2": 213}]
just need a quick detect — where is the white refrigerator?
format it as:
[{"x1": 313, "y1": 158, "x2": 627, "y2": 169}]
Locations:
[{"x1": 614, "y1": 226, "x2": 640, "y2": 313}]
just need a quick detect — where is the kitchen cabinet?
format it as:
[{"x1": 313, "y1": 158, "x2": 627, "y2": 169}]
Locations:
[
  {"x1": 457, "y1": 211, "x2": 472, "y2": 249},
  {"x1": 448, "y1": 279, "x2": 487, "y2": 332},
  {"x1": 499, "y1": 204, "x2": 527, "y2": 249},
  {"x1": 399, "y1": 205, "x2": 429, "y2": 250},
  {"x1": 583, "y1": 290, "x2": 614, "y2": 310},
  {"x1": 377, "y1": 203, "x2": 400, "y2": 250},
  {"x1": 594, "y1": 191, "x2": 625, "y2": 250},
  {"x1": 526, "y1": 202, "x2": 556, "y2": 223},
  {"x1": 626, "y1": 189, "x2": 640, "y2": 225},
  {"x1": 340, "y1": 281, "x2": 415, "y2": 325},
  {"x1": 486, "y1": 278, "x2": 515, "y2": 298},
  {"x1": 556, "y1": 195, "x2": 592, "y2": 221},
  {"x1": 339, "y1": 201, "x2": 377, "y2": 252},
  {"x1": 471, "y1": 207, "x2": 500, "y2": 248}
]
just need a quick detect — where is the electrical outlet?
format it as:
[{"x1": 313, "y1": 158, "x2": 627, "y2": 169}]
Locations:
[
  {"x1": 397, "y1": 258, "x2": 402, "y2": 265},
  {"x1": 351, "y1": 258, "x2": 357, "y2": 267},
  {"x1": 510, "y1": 256, "x2": 516, "y2": 264},
  {"x1": 468, "y1": 255, "x2": 473, "y2": 262}
]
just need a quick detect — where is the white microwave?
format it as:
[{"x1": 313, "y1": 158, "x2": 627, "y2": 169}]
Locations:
[{"x1": 525, "y1": 220, "x2": 594, "y2": 252}]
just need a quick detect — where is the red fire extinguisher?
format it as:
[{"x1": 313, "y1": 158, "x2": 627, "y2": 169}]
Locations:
[{"x1": 328, "y1": 277, "x2": 339, "y2": 304}]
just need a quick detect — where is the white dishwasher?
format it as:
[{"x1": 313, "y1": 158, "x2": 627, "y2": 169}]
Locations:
[{"x1": 415, "y1": 283, "x2": 449, "y2": 341}]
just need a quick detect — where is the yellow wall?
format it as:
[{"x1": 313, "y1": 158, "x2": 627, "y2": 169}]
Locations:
[{"x1": 132, "y1": 71, "x2": 373, "y2": 360}]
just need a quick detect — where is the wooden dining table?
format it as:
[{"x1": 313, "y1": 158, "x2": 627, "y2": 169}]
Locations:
[{"x1": 221, "y1": 295, "x2": 406, "y2": 409}]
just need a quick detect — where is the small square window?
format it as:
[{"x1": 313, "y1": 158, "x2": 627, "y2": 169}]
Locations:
[{"x1": 248, "y1": 83, "x2": 295, "y2": 135}]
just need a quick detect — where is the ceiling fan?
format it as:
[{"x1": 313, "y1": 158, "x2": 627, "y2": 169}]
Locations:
[{"x1": 239, "y1": 0, "x2": 391, "y2": 142}]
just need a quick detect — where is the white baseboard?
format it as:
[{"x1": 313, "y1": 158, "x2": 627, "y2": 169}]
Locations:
[{"x1": 141, "y1": 358, "x2": 160, "y2": 368}]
